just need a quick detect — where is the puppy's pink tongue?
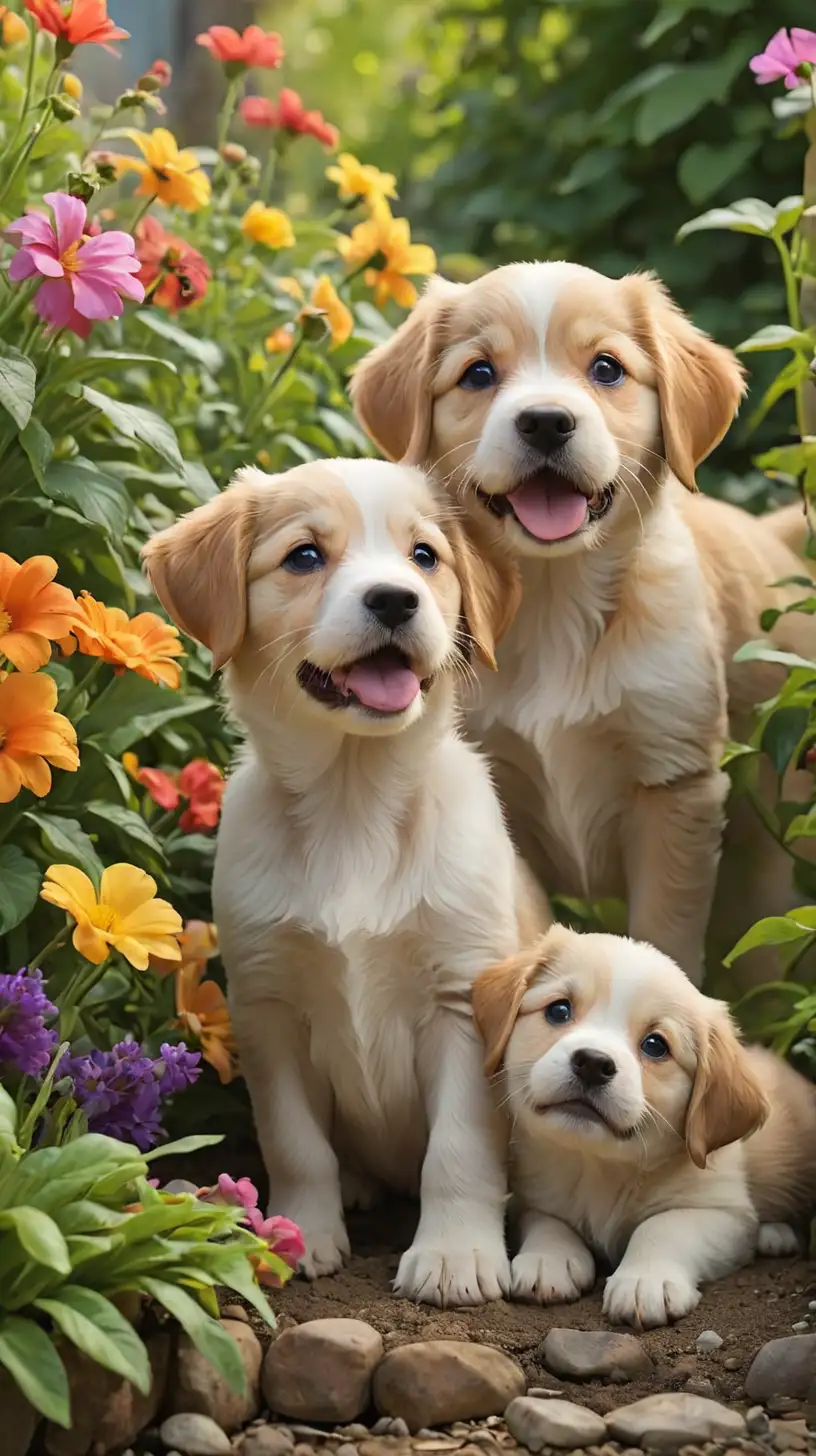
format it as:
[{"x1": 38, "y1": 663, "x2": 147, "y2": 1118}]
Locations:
[
  {"x1": 333, "y1": 651, "x2": 420, "y2": 713},
  {"x1": 508, "y1": 476, "x2": 588, "y2": 541}
]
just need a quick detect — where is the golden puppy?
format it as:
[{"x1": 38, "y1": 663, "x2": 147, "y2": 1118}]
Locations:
[
  {"x1": 473, "y1": 924, "x2": 816, "y2": 1327},
  {"x1": 352, "y1": 263, "x2": 816, "y2": 987},
  {"x1": 143, "y1": 458, "x2": 549, "y2": 1306}
]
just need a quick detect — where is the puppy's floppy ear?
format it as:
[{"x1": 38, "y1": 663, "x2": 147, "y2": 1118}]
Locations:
[
  {"x1": 141, "y1": 470, "x2": 261, "y2": 671},
  {"x1": 472, "y1": 936, "x2": 557, "y2": 1076},
  {"x1": 684, "y1": 1008, "x2": 770, "y2": 1169},
  {"x1": 624, "y1": 272, "x2": 746, "y2": 492},
  {"x1": 446, "y1": 512, "x2": 522, "y2": 670},
  {"x1": 351, "y1": 275, "x2": 463, "y2": 463}
]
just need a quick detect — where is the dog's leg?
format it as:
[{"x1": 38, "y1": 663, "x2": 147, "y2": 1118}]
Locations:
[
  {"x1": 603, "y1": 1206, "x2": 756, "y2": 1328},
  {"x1": 511, "y1": 1207, "x2": 596, "y2": 1304},
  {"x1": 395, "y1": 1012, "x2": 511, "y2": 1307},
  {"x1": 231, "y1": 997, "x2": 349, "y2": 1278},
  {"x1": 624, "y1": 769, "x2": 729, "y2": 986}
]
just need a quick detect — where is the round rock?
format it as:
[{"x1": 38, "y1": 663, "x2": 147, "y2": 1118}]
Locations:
[
  {"x1": 168, "y1": 1321, "x2": 262, "y2": 1433},
  {"x1": 695, "y1": 1332, "x2": 723, "y2": 1356},
  {"x1": 372, "y1": 1340, "x2": 525, "y2": 1431},
  {"x1": 241, "y1": 1428, "x2": 296, "y2": 1456},
  {"x1": 262, "y1": 1318, "x2": 384, "y2": 1422},
  {"x1": 542, "y1": 1330, "x2": 653, "y2": 1384},
  {"x1": 159, "y1": 1413, "x2": 232, "y2": 1456},
  {"x1": 506, "y1": 1396, "x2": 606, "y2": 1452},
  {"x1": 606, "y1": 1394, "x2": 745, "y2": 1452},
  {"x1": 745, "y1": 1336, "x2": 816, "y2": 1403}
]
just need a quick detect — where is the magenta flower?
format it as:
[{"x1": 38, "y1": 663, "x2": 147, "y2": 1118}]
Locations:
[
  {"x1": 198, "y1": 1173, "x2": 259, "y2": 1211},
  {"x1": 245, "y1": 1210, "x2": 305, "y2": 1286},
  {"x1": 6, "y1": 192, "x2": 144, "y2": 338},
  {"x1": 749, "y1": 28, "x2": 816, "y2": 88}
]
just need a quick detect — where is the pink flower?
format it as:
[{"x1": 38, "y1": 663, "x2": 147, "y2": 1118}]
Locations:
[
  {"x1": 198, "y1": 1173, "x2": 259, "y2": 1210},
  {"x1": 6, "y1": 192, "x2": 143, "y2": 337},
  {"x1": 246, "y1": 1210, "x2": 305, "y2": 1286},
  {"x1": 749, "y1": 28, "x2": 816, "y2": 88}
]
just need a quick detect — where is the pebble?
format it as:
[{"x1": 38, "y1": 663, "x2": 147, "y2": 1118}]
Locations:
[
  {"x1": 746, "y1": 1408, "x2": 770, "y2": 1436},
  {"x1": 341, "y1": 1426, "x2": 371, "y2": 1440},
  {"x1": 528, "y1": 1377, "x2": 565, "y2": 1396},
  {"x1": 542, "y1": 1330, "x2": 652, "y2": 1384},
  {"x1": 745, "y1": 1336, "x2": 816, "y2": 1403},
  {"x1": 241, "y1": 1430, "x2": 296, "y2": 1456},
  {"x1": 695, "y1": 1333, "x2": 724, "y2": 1356},
  {"x1": 684, "y1": 1379, "x2": 716, "y2": 1399},
  {"x1": 222, "y1": 1304, "x2": 250, "y2": 1324},
  {"x1": 335, "y1": 1446, "x2": 359, "y2": 1456},
  {"x1": 723, "y1": 1359, "x2": 741, "y2": 1372},
  {"x1": 168, "y1": 1321, "x2": 262, "y2": 1433},
  {"x1": 373, "y1": 1419, "x2": 393, "y2": 1436},
  {"x1": 505, "y1": 1396, "x2": 606, "y2": 1452},
  {"x1": 159, "y1": 1414, "x2": 232, "y2": 1455},
  {"x1": 766, "y1": 1398, "x2": 803, "y2": 1416},
  {"x1": 606, "y1": 1394, "x2": 746, "y2": 1452},
  {"x1": 373, "y1": 1341, "x2": 525, "y2": 1431},
  {"x1": 262, "y1": 1318, "x2": 384, "y2": 1423},
  {"x1": 791, "y1": 1323, "x2": 809, "y2": 1334}
]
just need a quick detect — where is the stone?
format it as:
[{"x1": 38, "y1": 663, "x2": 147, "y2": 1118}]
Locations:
[
  {"x1": 391, "y1": 1421, "x2": 411, "y2": 1438},
  {"x1": 342, "y1": 1427, "x2": 371, "y2": 1441},
  {"x1": 723, "y1": 1359, "x2": 741, "y2": 1372},
  {"x1": 695, "y1": 1334, "x2": 724, "y2": 1356},
  {"x1": 241, "y1": 1428, "x2": 297, "y2": 1456},
  {"x1": 746, "y1": 1408, "x2": 770, "y2": 1436},
  {"x1": 542, "y1": 1330, "x2": 652, "y2": 1385},
  {"x1": 159, "y1": 1414, "x2": 232, "y2": 1456},
  {"x1": 262, "y1": 1319, "x2": 383, "y2": 1423},
  {"x1": 336, "y1": 1446, "x2": 359, "y2": 1456},
  {"x1": 791, "y1": 1324, "x2": 809, "y2": 1335},
  {"x1": 745, "y1": 1337, "x2": 816, "y2": 1403},
  {"x1": 528, "y1": 1376, "x2": 565, "y2": 1396},
  {"x1": 45, "y1": 1332, "x2": 170, "y2": 1456},
  {"x1": 373, "y1": 1342, "x2": 525, "y2": 1432},
  {"x1": 506, "y1": 1397, "x2": 606, "y2": 1452},
  {"x1": 606, "y1": 1394, "x2": 745, "y2": 1452},
  {"x1": 1, "y1": 1369, "x2": 39, "y2": 1456},
  {"x1": 222, "y1": 1304, "x2": 250, "y2": 1324},
  {"x1": 168, "y1": 1321, "x2": 262, "y2": 1433},
  {"x1": 684, "y1": 1380, "x2": 715, "y2": 1399}
]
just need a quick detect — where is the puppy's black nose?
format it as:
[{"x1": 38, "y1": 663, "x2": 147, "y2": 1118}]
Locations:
[
  {"x1": 364, "y1": 584, "x2": 419, "y2": 629},
  {"x1": 571, "y1": 1047, "x2": 616, "y2": 1086},
  {"x1": 516, "y1": 406, "x2": 576, "y2": 455}
]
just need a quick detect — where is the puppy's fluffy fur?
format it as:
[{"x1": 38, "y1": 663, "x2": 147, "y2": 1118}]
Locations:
[
  {"x1": 143, "y1": 458, "x2": 549, "y2": 1307},
  {"x1": 353, "y1": 262, "x2": 816, "y2": 988},
  {"x1": 473, "y1": 925, "x2": 816, "y2": 1327}
]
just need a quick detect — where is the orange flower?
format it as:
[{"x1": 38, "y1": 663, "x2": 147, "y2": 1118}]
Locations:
[
  {"x1": 24, "y1": 0, "x2": 129, "y2": 51},
  {"x1": 196, "y1": 24, "x2": 284, "y2": 71},
  {"x1": 151, "y1": 917, "x2": 218, "y2": 977},
  {"x1": 265, "y1": 324, "x2": 295, "y2": 354},
  {"x1": 0, "y1": 672, "x2": 79, "y2": 803},
  {"x1": 0, "y1": 554, "x2": 78, "y2": 673},
  {"x1": 69, "y1": 592, "x2": 183, "y2": 688},
  {"x1": 176, "y1": 958, "x2": 237, "y2": 1084}
]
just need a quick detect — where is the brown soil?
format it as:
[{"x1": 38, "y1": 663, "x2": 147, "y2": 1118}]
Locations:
[{"x1": 264, "y1": 1200, "x2": 815, "y2": 1415}]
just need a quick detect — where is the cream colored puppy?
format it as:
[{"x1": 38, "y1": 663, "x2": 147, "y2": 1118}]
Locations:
[
  {"x1": 473, "y1": 925, "x2": 816, "y2": 1328},
  {"x1": 352, "y1": 263, "x2": 816, "y2": 987},
  {"x1": 143, "y1": 458, "x2": 549, "y2": 1307}
]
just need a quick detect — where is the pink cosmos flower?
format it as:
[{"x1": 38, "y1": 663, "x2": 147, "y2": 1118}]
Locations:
[
  {"x1": 198, "y1": 1173, "x2": 259, "y2": 1210},
  {"x1": 6, "y1": 192, "x2": 144, "y2": 338},
  {"x1": 245, "y1": 1210, "x2": 305, "y2": 1285},
  {"x1": 749, "y1": 28, "x2": 816, "y2": 88}
]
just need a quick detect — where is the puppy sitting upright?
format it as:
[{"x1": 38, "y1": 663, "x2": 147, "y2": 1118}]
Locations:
[
  {"x1": 144, "y1": 458, "x2": 548, "y2": 1306},
  {"x1": 473, "y1": 925, "x2": 816, "y2": 1327}
]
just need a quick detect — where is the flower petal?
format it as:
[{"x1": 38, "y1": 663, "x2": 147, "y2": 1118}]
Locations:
[
  {"x1": 44, "y1": 191, "x2": 86, "y2": 252},
  {"x1": 8, "y1": 250, "x2": 38, "y2": 281},
  {"x1": 0, "y1": 629, "x2": 51, "y2": 673},
  {"x1": 41, "y1": 863, "x2": 97, "y2": 918},
  {"x1": 0, "y1": 753, "x2": 23, "y2": 802},
  {"x1": 72, "y1": 920, "x2": 110, "y2": 964},
  {"x1": 71, "y1": 275, "x2": 125, "y2": 320},
  {"x1": 100, "y1": 862, "x2": 158, "y2": 917}
]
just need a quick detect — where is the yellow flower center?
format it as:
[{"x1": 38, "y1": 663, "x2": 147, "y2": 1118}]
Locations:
[
  {"x1": 89, "y1": 903, "x2": 119, "y2": 933},
  {"x1": 0, "y1": 605, "x2": 11, "y2": 635},
  {"x1": 60, "y1": 240, "x2": 82, "y2": 274}
]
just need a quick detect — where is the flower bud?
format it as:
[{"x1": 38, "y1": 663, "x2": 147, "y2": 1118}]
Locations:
[
  {"x1": 220, "y1": 142, "x2": 247, "y2": 165},
  {"x1": 300, "y1": 308, "x2": 329, "y2": 343},
  {"x1": 136, "y1": 72, "x2": 163, "y2": 93},
  {"x1": 238, "y1": 155, "x2": 262, "y2": 186},
  {"x1": 66, "y1": 172, "x2": 97, "y2": 204},
  {"x1": 62, "y1": 73, "x2": 83, "y2": 101},
  {"x1": 1, "y1": 12, "x2": 28, "y2": 46},
  {"x1": 50, "y1": 93, "x2": 80, "y2": 122},
  {"x1": 117, "y1": 88, "x2": 151, "y2": 110},
  {"x1": 147, "y1": 59, "x2": 172, "y2": 87}
]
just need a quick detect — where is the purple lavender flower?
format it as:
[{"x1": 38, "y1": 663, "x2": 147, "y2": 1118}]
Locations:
[
  {"x1": 61, "y1": 1037, "x2": 201, "y2": 1151},
  {"x1": 0, "y1": 969, "x2": 58, "y2": 1077},
  {"x1": 156, "y1": 1041, "x2": 201, "y2": 1095}
]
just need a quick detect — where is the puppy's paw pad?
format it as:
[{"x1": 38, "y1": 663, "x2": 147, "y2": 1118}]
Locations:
[
  {"x1": 298, "y1": 1227, "x2": 350, "y2": 1280},
  {"x1": 340, "y1": 1168, "x2": 381, "y2": 1211},
  {"x1": 603, "y1": 1267, "x2": 700, "y2": 1328},
  {"x1": 395, "y1": 1242, "x2": 511, "y2": 1307},
  {"x1": 758, "y1": 1221, "x2": 800, "y2": 1258},
  {"x1": 511, "y1": 1247, "x2": 596, "y2": 1305}
]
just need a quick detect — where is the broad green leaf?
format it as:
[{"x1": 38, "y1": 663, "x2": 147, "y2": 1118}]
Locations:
[
  {"x1": 35, "y1": 1286, "x2": 150, "y2": 1393},
  {"x1": 724, "y1": 918, "x2": 815, "y2": 965},
  {"x1": 135, "y1": 311, "x2": 223, "y2": 374},
  {"x1": 218, "y1": 1251, "x2": 279, "y2": 1327},
  {"x1": 85, "y1": 801, "x2": 165, "y2": 859},
  {"x1": 555, "y1": 147, "x2": 623, "y2": 196},
  {"x1": 761, "y1": 707, "x2": 809, "y2": 775},
  {"x1": 19, "y1": 417, "x2": 54, "y2": 488},
  {"x1": 66, "y1": 350, "x2": 178, "y2": 378},
  {"x1": 53, "y1": 1201, "x2": 127, "y2": 1235},
  {"x1": 42, "y1": 457, "x2": 130, "y2": 540},
  {"x1": 737, "y1": 325, "x2": 810, "y2": 354},
  {"x1": 144, "y1": 1134, "x2": 223, "y2": 1162},
  {"x1": 734, "y1": 640, "x2": 816, "y2": 673},
  {"x1": 720, "y1": 741, "x2": 758, "y2": 767},
  {"x1": 677, "y1": 197, "x2": 779, "y2": 241},
  {"x1": 137, "y1": 1277, "x2": 246, "y2": 1394},
  {"x1": 677, "y1": 138, "x2": 757, "y2": 206},
  {"x1": 23, "y1": 811, "x2": 103, "y2": 882},
  {"x1": 773, "y1": 195, "x2": 805, "y2": 237},
  {"x1": 786, "y1": 807, "x2": 816, "y2": 841},
  {"x1": 0, "y1": 1314, "x2": 70, "y2": 1426},
  {"x1": 0, "y1": 1207, "x2": 70, "y2": 1274},
  {"x1": 82, "y1": 385, "x2": 184, "y2": 475},
  {"x1": 82, "y1": 676, "x2": 211, "y2": 755},
  {"x1": 0, "y1": 1086, "x2": 18, "y2": 1149},
  {"x1": 0, "y1": 845, "x2": 41, "y2": 935},
  {"x1": 635, "y1": 44, "x2": 753, "y2": 146},
  {"x1": 0, "y1": 341, "x2": 36, "y2": 429}
]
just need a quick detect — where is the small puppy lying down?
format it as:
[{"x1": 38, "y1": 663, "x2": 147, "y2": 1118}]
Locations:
[
  {"x1": 473, "y1": 925, "x2": 816, "y2": 1328},
  {"x1": 143, "y1": 457, "x2": 549, "y2": 1307}
]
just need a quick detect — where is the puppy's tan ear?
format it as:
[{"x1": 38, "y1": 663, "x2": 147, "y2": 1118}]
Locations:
[
  {"x1": 351, "y1": 276, "x2": 463, "y2": 462},
  {"x1": 446, "y1": 513, "x2": 522, "y2": 670},
  {"x1": 472, "y1": 938, "x2": 552, "y2": 1076},
  {"x1": 684, "y1": 1010, "x2": 770, "y2": 1169},
  {"x1": 625, "y1": 273, "x2": 746, "y2": 491},
  {"x1": 142, "y1": 473, "x2": 260, "y2": 670}
]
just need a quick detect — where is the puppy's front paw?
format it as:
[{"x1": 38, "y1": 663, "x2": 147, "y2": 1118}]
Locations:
[
  {"x1": 511, "y1": 1244, "x2": 596, "y2": 1305},
  {"x1": 297, "y1": 1223, "x2": 350, "y2": 1280},
  {"x1": 603, "y1": 1265, "x2": 700, "y2": 1329},
  {"x1": 395, "y1": 1240, "x2": 511, "y2": 1307},
  {"x1": 758, "y1": 1221, "x2": 800, "y2": 1258}
]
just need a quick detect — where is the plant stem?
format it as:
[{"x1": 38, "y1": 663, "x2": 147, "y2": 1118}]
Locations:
[
  {"x1": 58, "y1": 956, "x2": 111, "y2": 1041},
  {"x1": 129, "y1": 194, "x2": 154, "y2": 234},
  {"x1": 59, "y1": 657, "x2": 102, "y2": 718},
  {"x1": 2, "y1": 25, "x2": 38, "y2": 159},
  {"x1": 261, "y1": 145, "x2": 277, "y2": 200},
  {"x1": 17, "y1": 1041, "x2": 70, "y2": 1151},
  {"x1": 774, "y1": 235, "x2": 801, "y2": 332},
  {"x1": 216, "y1": 76, "x2": 242, "y2": 154},
  {"x1": 243, "y1": 334, "x2": 303, "y2": 434},
  {"x1": 28, "y1": 927, "x2": 68, "y2": 971}
]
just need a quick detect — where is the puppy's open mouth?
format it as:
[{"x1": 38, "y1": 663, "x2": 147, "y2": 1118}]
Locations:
[
  {"x1": 476, "y1": 470, "x2": 614, "y2": 544},
  {"x1": 297, "y1": 646, "x2": 431, "y2": 717},
  {"x1": 536, "y1": 1097, "x2": 635, "y2": 1140}
]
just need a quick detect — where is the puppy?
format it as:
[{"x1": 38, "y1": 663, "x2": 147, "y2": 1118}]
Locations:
[
  {"x1": 473, "y1": 924, "x2": 816, "y2": 1327},
  {"x1": 352, "y1": 263, "x2": 816, "y2": 987},
  {"x1": 143, "y1": 458, "x2": 549, "y2": 1306}
]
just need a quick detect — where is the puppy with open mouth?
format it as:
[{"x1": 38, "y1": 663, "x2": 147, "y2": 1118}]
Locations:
[
  {"x1": 143, "y1": 457, "x2": 549, "y2": 1306},
  {"x1": 473, "y1": 925, "x2": 816, "y2": 1328}
]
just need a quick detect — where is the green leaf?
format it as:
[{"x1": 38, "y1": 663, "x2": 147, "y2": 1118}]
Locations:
[
  {"x1": 734, "y1": 639, "x2": 816, "y2": 673},
  {"x1": 0, "y1": 1086, "x2": 18, "y2": 1149},
  {"x1": 23, "y1": 811, "x2": 104, "y2": 882},
  {"x1": 144, "y1": 1134, "x2": 223, "y2": 1162},
  {"x1": 677, "y1": 197, "x2": 779, "y2": 241},
  {"x1": 218, "y1": 1252, "x2": 278, "y2": 1327},
  {"x1": 19, "y1": 418, "x2": 54, "y2": 488},
  {"x1": 42, "y1": 457, "x2": 130, "y2": 540},
  {"x1": 137, "y1": 1277, "x2": 246, "y2": 1394},
  {"x1": 0, "y1": 342, "x2": 36, "y2": 430},
  {"x1": 82, "y1": 385, "x2": 184, "y2": 475},
  {"x1": 0, "y1": 1314, "x2": 70, "y2": 1426},
  {"x1": 82, "y1": 676, "x2": 211, "y2": 756},
  {"x1": 736, "y1": 325, "x2": 810, "y2": 354},
  {"x1": 34, "y1": 1287, "x2": 151, "y2": 1394},
  {"x1": 761, "y1": 707, "x2": 809, "y2": 775},
  {"x1": 85, "y1": 801, "x2": 165, "y2": 860},
  {"x1": 135, "y1": 312, "x2": 223, "y2": 374},
  {"x1": 635, "y1": 45, "x2": 753, "y2": 146},
  {"x1": 786, "y1": 807, "x2": 816, "y2": 841},
  {"x1": 720, "y1": 740, "x2": 758, "y2": 767},
  {"x1": 555, "y1": 147, "x2": 623, "y2": 196},
  {"x1": 0, "y1": 1208, "x2": 71, "y2": 1274},
  {"x1": 677, "y1": 138, "x2": 757, "y2": 206},
  {"x1": 724, "y1": 918, "x2": 815, "y2": 965},
  {"x1": 772, "y1": 195, "x2": 805, "y2": 238},
  {"x1": 0, "y1": 845, "x2": 41, "y2": 935}
]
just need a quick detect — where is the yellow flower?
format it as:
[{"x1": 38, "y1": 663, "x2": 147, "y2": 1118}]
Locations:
[
  {"x1": 265, "y1": 324, "x2": 295, "y2": 354},
  {"x1": 241, "y1": 202, "x2": 294, "y2": 250},
  {"x1": 1, "y1": 9, "x2": 28, "y2": 45},
  {"x1": 301, "y1": 275, "x2": 353, "y2": 349},
  {"x1": 248, "y1": 350, "x2": 266, "y2": 373},
  {"x1": 338, "y1": 206, "x2": 436, "y2": 309},
  {"x1": 62, "y1": 73, "x2": 83, "y2": 100},
  {"x1": 276, "y1": 276, "x2": 303, "y2": 302},
  {"x1": 112, "y1": 128, "x2": 211, "y2": 212},
  {"x1": 326, "y1": 152, "x2": 397, "y2": 210},
  {"x1": 41, "y1": 863, "x2": 183, "y2": 970}
]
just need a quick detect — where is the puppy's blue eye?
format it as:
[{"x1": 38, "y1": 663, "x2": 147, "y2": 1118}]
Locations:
[
  {"x1": 589, "y1": 353, "x2": 625, "y2": 387},
  {"x1": 641, "y1": 1032, "x2": 670, "y2": 1060},
  {"x1": 459, "y1": 360, "x2": 496, "y2": 390},
  {"x1": 545, "y1": 999, "x2": 572, "y2": 1026},
  {"x1": 412, "y1": 541, "x2": 437, "y2": 570},
  {"x1": 283, "y1": 544, "x2": 324, "y2": 573}
]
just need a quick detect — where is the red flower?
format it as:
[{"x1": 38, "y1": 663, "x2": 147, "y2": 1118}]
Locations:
[
  {"x1": 146, "y1": 58, "x2": 172, "y2": 87},
  {"x1": 177, "y1": 760, "x2": 224, "y2": 832},
  {"x1": 135, "y1": 216, "x2": 210, "y2": 313},
  {"x1": 24, "y1": 0, "x2": 129, "y2": 51},
  {"x1": 239, "y1": 89, "x2": 338, "y2": 149},
  {"x1": 136, "y1": 767, "x2": 180, "y2": 811},
  {"x1": 196, "y1": 24, "x2": 284, "y2": 71}
]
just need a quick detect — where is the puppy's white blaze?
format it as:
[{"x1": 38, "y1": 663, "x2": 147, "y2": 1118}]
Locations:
[{"x1": 505, "y1": 260, "x2": 599, "y2": 356}]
